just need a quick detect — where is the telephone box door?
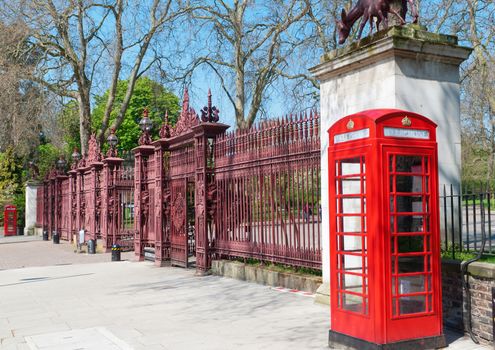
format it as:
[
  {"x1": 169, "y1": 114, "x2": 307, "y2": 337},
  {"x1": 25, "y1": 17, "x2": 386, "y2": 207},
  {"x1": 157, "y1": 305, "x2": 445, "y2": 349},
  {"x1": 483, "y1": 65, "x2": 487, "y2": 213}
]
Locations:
[
  {"x1": 329, "y1": 146, "x2": 376, "y2": 341},
  {"x1": 4, "y1": 205, "x2": 17, "y2": 236},
  {"x1": 384, "y1": 147, "x2": 442, "y2": 342}
]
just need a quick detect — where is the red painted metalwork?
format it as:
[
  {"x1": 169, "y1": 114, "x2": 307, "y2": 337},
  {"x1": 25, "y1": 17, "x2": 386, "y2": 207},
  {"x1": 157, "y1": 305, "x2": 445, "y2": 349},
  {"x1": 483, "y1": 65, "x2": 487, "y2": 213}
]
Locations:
[
  {"x1": 213, "y1": 112, "x2": 321, "y2": 269},
  {"x1": 37, "y1": 90, "x2": 322, "y2": 274},
  {"x1": 36, "y1": 186, "x2": 43, "y2": 228},
  {"x1": 36, "y1": 133, "x2": 135, "y2": 250},
  {"x1": 4, "y1": 205, "x2": 17, "y2": 236},
  {"x1": 327, "y1": 109, "x2": 443, "y2": 346}
]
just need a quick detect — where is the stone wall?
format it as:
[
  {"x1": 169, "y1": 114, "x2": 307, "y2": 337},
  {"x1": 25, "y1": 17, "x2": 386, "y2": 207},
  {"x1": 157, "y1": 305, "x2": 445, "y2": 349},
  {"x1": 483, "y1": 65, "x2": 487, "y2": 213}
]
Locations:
[
  {"x1": 442, "y1": 260, "x2": 495, "y2": 345},
  {"x1": 211, "y1": 260, "x2": 322, "y2": 294}
]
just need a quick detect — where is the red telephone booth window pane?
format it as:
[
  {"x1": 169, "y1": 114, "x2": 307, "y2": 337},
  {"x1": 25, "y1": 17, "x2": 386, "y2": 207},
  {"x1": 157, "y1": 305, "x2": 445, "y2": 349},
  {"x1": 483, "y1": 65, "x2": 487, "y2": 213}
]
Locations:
[
  {"x1": 335, "y1": 157, "x2": 368, "y2": 315},
  {"x1": 389, "y1": 154, "x2": 433, "y2": 317}
]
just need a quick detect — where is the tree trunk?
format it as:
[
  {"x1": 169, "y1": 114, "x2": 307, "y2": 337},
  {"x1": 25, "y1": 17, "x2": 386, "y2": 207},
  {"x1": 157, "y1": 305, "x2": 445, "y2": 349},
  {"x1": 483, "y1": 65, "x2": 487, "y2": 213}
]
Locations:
[
  {"x1": 235, "y1": 66, "x2": 247, "y2": 129},
  {"x1": 77, "y1": 91, "x2": 91, "y2": 155}
]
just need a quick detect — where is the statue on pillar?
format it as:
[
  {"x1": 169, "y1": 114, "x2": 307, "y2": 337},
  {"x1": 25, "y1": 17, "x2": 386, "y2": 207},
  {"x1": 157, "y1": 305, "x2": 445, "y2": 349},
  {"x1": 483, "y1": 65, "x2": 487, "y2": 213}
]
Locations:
[{"x1": 337, "y1": 0, "x2": 419, "y2": 44}]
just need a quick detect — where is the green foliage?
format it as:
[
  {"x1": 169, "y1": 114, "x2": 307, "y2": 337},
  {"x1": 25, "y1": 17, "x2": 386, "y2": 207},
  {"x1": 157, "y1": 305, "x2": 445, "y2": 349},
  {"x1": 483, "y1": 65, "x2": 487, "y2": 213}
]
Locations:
[
  {"x1": 92, "y1": 77, "x2": 180, "y2": 152},
  {"x1": 37, "y1": 143, "x2": 59, "y2": 179},
  {"x1": 441, "y1": 243, "x2": 477, "y2": 261},
  {"x1": 58, "y1": 101, "x2": 81, "y2": 153},
  {"x1": 234, "y1": 257, "x2": 322, "y2": 277},
  {"x1": 0, "y1": 147, "x2": 25, "y2": 228},
  {"x1": 0, "y1": 148, "x2": 22, "y2": 198}
]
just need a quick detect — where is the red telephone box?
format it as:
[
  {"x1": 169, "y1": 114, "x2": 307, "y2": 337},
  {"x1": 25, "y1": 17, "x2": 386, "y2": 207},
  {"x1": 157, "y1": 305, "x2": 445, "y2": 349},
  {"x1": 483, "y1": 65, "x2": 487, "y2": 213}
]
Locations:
[
  {"x1": 327, "y1": 109, "x2": 445, "y2": 349},
  {"x1": 4, "y1": 205, "x2": 17, "y2": 236}
]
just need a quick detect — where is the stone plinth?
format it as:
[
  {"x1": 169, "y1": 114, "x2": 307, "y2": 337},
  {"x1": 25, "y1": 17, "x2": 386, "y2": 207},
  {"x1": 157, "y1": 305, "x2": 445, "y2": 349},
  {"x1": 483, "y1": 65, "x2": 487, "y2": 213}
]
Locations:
[
  {"x1": 24, "y1": 181, "x2": 41, "y2": 235},
  {"x1": 310, "y1": 25, "x2": 472, "y2": 297}
]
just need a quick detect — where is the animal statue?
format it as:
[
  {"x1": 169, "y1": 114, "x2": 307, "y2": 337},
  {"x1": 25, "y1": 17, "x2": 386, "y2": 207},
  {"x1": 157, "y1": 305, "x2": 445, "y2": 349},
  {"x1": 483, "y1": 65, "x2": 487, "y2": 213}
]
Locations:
[{"x1": 337, "y1": 0, "x2": 418, "y2": 45}]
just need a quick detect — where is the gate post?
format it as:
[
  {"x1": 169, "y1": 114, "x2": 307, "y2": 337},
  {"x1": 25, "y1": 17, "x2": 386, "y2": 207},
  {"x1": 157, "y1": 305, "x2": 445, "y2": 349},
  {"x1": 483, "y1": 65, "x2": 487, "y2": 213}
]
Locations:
[
  {"x1": 48, "y1": 170, "x2": 57, "y2": 238},
  {"x1": 68, "y1": 169, "x2": 76, "y2": 243},
  {"x1": 90, "y1": 162, "x2": 103, "y2": 244},
  {"x1": 76, "y1": 159, "x2": 86, "y2": 241},
  {"x1": 153, "y1": 137, "x2": 170, "y2": 266},
  {"x1": 134, "y1": 144, "x2": 154, "y2": 261},
  {"x1": 102, "y1": 156, "x2": 123, "y2": 251},
  {"x1": 42, "y1": 179, "x2": 49, "y2": 235},
  {"x1": 192, "y1": 91, "x2": 229, "y2": 274}
]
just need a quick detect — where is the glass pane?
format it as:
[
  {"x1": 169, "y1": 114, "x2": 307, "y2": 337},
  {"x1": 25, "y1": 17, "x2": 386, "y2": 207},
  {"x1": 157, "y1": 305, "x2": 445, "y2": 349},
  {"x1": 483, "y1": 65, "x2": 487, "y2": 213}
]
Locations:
[
  {"x1": 398, "y1": 256, "x2": 425, "y2": 273},
  {"x1": 396, "y1": 196, "x2": 423, "y2": 213},
  {"x1": 338, "y1": 235, "x2": 364, "y2": 252},
  {"x1": 343, "y1": 273, "x2": 363, "y2": 293},
  {"x1": 338, "y1": 198, "x2": 362, "y2": 214},
  {"x1": 399, "y1": 275, "x2": 426, "y2": 293},
  {"x1": 399, "y1": 295, "x2": 426, "y2": 315},
  {"x1": 337, "y1": 216, "x2": 362, "y2": 233},
  {"x1": 340, "y1": 158, "x2": 362, "y2": 176},
  {"x1": 343, "y1": 254, "x2": 363, "y2": 272},
  {"x1": 396, "y1": 176, "x2": 423, "y2": 193},
  {"x1": 396, "y1": 156, "x2": 423, "y2": 173},
  {"x1": 343, "y1": 294, "x2": 363, "y2": 313},
  {"x1": 397, "y1": 215, "x2": 424, "y2": 232},
  {"x1": 398, "y1": 235, "x2": 424, "y2": 253},
  {"x1": 339, "y1": 177, "x2": 362, "y2": 195}
]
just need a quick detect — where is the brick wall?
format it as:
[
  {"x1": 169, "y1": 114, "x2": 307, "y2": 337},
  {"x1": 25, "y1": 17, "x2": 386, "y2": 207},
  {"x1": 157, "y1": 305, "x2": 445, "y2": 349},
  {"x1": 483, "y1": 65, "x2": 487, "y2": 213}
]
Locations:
[
  {"x1": 442, "y1": 260, "x2": 463, "y2": 330},
  {"x1": 442, "y1": 260, "x2": 495, "y2": 345}
]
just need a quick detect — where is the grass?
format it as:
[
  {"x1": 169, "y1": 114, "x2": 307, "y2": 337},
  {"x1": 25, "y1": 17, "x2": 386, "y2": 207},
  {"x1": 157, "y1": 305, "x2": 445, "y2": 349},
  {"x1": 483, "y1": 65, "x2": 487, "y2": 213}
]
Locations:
[
  {"x1": 441, "y1": 244, "x2": 495, "y2": 263},
  {"x1": 462, "y1": 198, "x2": 495, "y2": 207},
  {"x1": 233, "y1": 257, "x2": 322, "y2": 277}
]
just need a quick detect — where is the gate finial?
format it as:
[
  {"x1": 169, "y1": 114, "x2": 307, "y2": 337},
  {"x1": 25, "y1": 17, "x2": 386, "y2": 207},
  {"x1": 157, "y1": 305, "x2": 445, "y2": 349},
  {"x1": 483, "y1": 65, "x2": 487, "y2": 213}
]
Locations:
[{"x1": 201, "y1": 88, "x2": 220, "y2": 123}]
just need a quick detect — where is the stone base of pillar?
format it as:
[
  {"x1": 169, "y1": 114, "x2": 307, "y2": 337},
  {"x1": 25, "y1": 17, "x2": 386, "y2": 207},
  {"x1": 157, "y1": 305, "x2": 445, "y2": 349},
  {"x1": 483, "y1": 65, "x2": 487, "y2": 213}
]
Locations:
[
  {"x1": 195, "y1": 268, "x2": 212, "y2": 277},
  {"x1": 314, "y1": 282, "x2": 330, "y2": 305},
  {"x1": 154, "y1": 259, "x2": 171, "y2": 267}
]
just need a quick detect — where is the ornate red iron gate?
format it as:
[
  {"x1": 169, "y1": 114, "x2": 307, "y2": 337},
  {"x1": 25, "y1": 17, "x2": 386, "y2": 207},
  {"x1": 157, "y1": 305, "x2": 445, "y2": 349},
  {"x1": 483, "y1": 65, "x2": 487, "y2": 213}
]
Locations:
[{"x1": 36, "y1": 89, "x2": 322, "y2": 273}]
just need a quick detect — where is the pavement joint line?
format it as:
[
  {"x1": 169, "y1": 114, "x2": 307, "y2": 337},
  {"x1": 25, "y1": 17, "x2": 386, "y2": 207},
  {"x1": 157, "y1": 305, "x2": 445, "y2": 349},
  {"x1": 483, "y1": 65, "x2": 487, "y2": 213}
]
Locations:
[{"x1": 270, "y1": 286, "x2": 315, "y2": 298}]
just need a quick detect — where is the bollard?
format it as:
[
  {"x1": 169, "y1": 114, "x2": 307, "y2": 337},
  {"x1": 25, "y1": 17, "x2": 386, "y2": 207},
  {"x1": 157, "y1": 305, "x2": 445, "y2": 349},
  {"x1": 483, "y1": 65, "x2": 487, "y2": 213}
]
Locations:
[
  {"x1": 43, "y1": 230, "x2": 49, "y2": 241},
  {"x1": 87, "y1": 239, "x2": 96, "y2": 254},
  {"x1": 111, "y1": 244, "x2": 121, "y2": 261},
  {"x1": 52, "y1": 231, "x2": 60, "y2": 244}
]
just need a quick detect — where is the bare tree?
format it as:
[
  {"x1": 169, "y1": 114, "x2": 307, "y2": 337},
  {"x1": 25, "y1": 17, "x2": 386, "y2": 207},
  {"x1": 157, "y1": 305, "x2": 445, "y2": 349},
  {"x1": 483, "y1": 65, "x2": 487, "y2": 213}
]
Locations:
[
  {"x1": 0, "y1": 20, "x2": 50, "y2": 157},
  {"x1": 169, "y1": 0, "x2": 312, "y2": 129},
  {"x1": 3, "y1": 0, "x2": 190, "y2": 153},
  {"x1": 421, "y1": 0, "x2": 495, "y2": 183}
]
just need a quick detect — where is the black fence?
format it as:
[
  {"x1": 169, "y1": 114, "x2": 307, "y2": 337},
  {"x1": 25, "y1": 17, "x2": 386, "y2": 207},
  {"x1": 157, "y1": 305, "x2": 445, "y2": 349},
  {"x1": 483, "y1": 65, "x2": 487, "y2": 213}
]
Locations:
[{"x1": 440, "y1": 184, "x2": 495, "y2": 259}]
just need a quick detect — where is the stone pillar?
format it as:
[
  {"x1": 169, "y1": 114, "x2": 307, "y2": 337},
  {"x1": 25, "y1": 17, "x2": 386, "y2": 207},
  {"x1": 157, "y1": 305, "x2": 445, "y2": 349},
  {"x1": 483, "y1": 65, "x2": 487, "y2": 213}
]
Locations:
[
  {"x1": 310, "y1": 25, "x2": 472, "y2": 304},
  {"x1": 24, "y1": 181, "x2": 41, "y2": 235}
]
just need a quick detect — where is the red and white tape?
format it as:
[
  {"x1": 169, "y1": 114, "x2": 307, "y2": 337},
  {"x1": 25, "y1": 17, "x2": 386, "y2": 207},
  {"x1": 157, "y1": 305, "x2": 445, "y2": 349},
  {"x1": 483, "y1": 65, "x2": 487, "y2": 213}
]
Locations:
[{"x1": 271, "y1": 286, "x2": 315, "y2": 298}]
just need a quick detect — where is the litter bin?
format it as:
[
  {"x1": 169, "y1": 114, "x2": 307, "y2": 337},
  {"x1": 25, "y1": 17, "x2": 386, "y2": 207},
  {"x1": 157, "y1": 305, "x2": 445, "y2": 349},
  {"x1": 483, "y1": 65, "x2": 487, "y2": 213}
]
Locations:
[
  {"x1": 42, "y1": 230, "x2": 49, "y2": 241},
  {"x1": 87, "y1": 239, "x2": 96, "y2": 254},
  {"x1": 52, "y1": 231, "x2": 60, "y2": 244},
  {"x1": 111, "y1": 244, "x2": 121, "y2": 261}
]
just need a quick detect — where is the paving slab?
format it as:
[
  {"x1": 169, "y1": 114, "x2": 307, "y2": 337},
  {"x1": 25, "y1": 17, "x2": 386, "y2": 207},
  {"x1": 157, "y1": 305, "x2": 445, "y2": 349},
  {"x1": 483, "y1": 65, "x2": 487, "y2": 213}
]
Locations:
[{"x1": 0, "y1": 240, "x2": 491, "y2": 349}]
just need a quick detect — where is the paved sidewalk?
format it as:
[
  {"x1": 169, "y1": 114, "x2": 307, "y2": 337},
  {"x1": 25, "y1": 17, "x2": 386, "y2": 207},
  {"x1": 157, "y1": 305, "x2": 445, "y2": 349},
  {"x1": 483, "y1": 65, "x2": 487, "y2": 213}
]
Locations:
[
  {"x1": 0, "y1": 240, "x2": 490, "y2": 349},
  {"x1": 0, "y1": 258, "x2": 490, "y2": 350},
  {"x1": 0, "y1": 235, "x2": 42, "y2": 245},
  {"x1": 0, "y1": 239, "x2": 134, "y2": 270}
]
